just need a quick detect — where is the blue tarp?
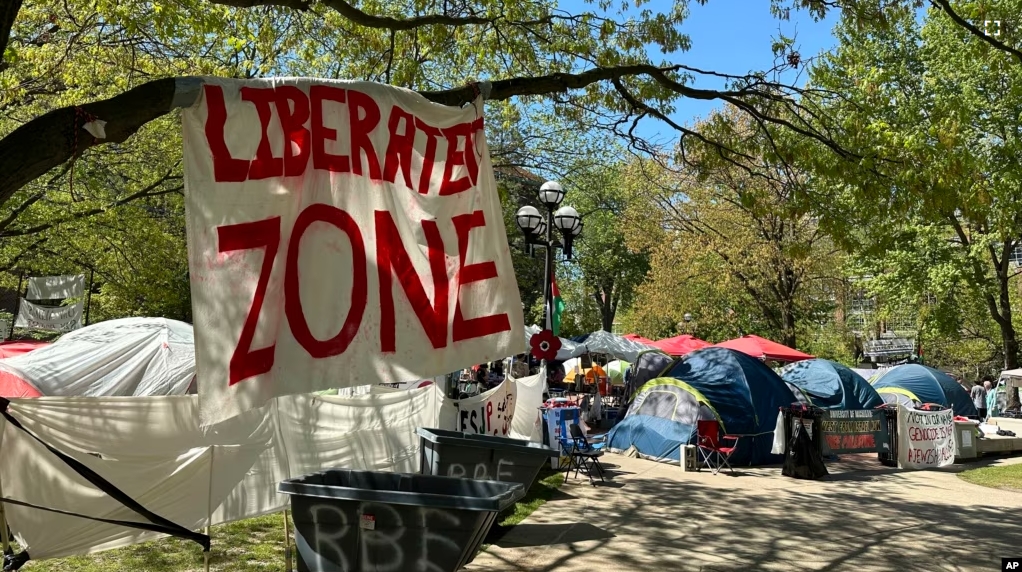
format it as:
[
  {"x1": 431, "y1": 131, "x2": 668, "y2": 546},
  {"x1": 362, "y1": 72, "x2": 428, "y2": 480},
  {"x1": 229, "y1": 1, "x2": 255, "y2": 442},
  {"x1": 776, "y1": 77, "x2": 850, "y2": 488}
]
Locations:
[
  {"x1": 871, "y1": 364, "x2": 978, "y2": 417},
  {"x1": 780, "y1": 359, "x2": 885, "y2": 410},
  {"x1": 607, "y1": 347, "x2": 799, "y2": 466}
]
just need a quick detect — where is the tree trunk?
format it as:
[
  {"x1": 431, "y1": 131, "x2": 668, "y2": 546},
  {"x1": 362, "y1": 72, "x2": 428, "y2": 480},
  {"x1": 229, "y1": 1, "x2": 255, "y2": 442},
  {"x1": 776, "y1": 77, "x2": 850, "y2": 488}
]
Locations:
[
  {"x1": 780, "y1": 300, "x2": 797, "y2": 349},
  {"x1": 593, "y1": 284, "x2": 616, "y2": 332},
  {"x1": 996, "y1": 246, "x2": 1019, "y2": 370}
]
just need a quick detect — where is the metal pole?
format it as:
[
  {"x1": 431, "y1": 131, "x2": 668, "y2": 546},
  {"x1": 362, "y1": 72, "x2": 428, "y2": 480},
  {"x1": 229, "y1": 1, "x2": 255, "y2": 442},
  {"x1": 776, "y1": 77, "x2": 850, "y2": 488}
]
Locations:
[
  {"x1": 10, "y1": 274, "x2": 23, "y2": 340},
  {"x1": 283, "y1": 509, "x2": 293, "y2": 572},
  {"x1": 543, "y1": 205, "x2": 554, "y2": 332},
  {"x1": 84, "y1": 269, "x2": 94, "y2": 326}
]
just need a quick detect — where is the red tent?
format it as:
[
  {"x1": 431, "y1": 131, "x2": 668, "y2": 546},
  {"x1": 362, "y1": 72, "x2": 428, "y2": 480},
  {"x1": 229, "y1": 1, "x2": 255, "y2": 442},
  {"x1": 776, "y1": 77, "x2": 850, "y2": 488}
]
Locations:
[
  {"x1": 622, "y1": 333, "x2": 656, "y2": 345},
  {"x1": 651, "y1": 334, "x2": 711, "y2": 356},
  {"x1": 0, "y1": 369, "x2": 41, "y2": 398},
  {"x1": 0, "y1": 341, "x2": 49, "y2": 359},
  {"x1": 714, "y1": 335, "x2": 813, "y2": 363}
]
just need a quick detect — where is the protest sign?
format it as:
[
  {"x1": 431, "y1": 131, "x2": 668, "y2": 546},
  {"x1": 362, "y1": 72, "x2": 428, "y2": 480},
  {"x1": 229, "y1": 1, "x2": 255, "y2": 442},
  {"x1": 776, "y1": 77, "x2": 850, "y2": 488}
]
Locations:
[
  {"x1": 897, "y1": 405, "x2": 955, "y2": 469},
  {"x1": 819, "y1": 409, "x2": 886, "y2": 454},
  {"x1": 456, "y1": 380, "x2": 516, "y2": 436},
  {"x1": 183, "y1": 78, "x2": 525, "y2": 425}
]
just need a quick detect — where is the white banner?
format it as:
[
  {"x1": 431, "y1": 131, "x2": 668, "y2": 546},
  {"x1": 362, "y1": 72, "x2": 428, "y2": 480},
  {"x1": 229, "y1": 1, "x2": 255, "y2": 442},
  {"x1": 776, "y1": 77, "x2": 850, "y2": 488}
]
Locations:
[
  {"x1": 14, "y1": 299, "x2": 83, "y2": 332},
  {"x1": 183, "y1": 78, "x2": 524, "y2": 425},
  {"x1": 455, "y1": 379, "x2": 517, "y2": 436},
  {"x1": 25, "y1": 274, "x2": 85, "y2": 300},
  {"x1": 897, "y1": 405, "x2": 955, "y2": 469}
]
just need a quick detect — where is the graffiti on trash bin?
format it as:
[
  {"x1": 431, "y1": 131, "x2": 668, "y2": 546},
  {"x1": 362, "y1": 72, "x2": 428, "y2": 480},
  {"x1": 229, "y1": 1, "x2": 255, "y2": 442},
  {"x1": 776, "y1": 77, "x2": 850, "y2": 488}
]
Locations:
[
  {"x1": 301, "y1": 501, "x2": 464, "y2": 572},
  {"x1": 445, "y1": 457, "x2": 516, "y2": 481}
]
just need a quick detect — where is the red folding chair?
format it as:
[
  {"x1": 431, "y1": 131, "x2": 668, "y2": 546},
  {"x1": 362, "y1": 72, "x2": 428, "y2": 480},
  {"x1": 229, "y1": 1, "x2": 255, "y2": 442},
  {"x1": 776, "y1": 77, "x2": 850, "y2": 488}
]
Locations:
[{"x1": 696, "y1": 419, "x2": 738, "y2": 475}]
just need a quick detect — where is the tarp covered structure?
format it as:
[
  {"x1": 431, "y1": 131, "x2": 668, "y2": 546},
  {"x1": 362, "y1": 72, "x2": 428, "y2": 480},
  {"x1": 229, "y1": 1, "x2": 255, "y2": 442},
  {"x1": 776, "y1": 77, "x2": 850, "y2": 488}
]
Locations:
[
  {"x1": 573, "y1": 330, "x2": 656, "y2": 362},
  {"x1": 871, "y1": 364, "x2": 978, "y2": 417},
  {"x1": 780, "y1": 359, "x2": 885, "y2": 410},
  {"x1": 0, "y1": 318, "x2": 195, "y2": 397},
  {"x1": 651, "y1": 334, "x2": 711, "y2": 356},
  {"x1": 0, "y1": 372, "x2": 543, "y2": 561},
  {"x1": 608, "y1": 347, "x2": 798, "y2": 465},
  {"x1": 715, "y1": 335, "x2": 813, "y2": 363}
]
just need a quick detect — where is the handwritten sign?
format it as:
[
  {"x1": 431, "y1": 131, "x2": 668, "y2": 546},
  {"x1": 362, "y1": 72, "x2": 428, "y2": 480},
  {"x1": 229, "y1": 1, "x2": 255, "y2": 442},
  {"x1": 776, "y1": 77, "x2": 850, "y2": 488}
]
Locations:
[
  {"x1": 182, "y1": 78, "x2": 525, "y2": 425},
  {"x1": 819, "y1": 409, "x2": 886, "y2": 454},
  {"x1": 457, "y1": 380, "x2": 516, "y2": 436},
  {"x1": 897, "y1": 406, "x2": 955, "y2": 469}
]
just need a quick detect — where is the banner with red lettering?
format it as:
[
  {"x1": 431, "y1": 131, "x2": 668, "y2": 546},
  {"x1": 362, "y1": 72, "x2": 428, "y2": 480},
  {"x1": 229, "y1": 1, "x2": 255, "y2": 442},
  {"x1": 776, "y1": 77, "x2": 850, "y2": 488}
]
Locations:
[
  {"x1": 897, "y1": 406, "x2": 955, "y2": 469},
  {"x1": 182, "y1": 78, "x2": 525, "y2": 425}
]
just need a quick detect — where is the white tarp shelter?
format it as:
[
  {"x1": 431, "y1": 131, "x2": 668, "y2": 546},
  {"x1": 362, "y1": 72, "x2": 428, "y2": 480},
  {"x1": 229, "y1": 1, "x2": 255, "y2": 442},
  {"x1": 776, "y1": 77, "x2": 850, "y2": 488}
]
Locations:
[
  {"x1": 524, "y1": 325, "x2": 580, "y2": 361},
  {"x1": 0, "y1": 318, "x2": 195, "y2": 397},
  {"x1": 0, "y1": 372, "x2": 543, "y2": 561},
  {"x1": 575, "y1": 330, "x2": 655, "y2": 363}
]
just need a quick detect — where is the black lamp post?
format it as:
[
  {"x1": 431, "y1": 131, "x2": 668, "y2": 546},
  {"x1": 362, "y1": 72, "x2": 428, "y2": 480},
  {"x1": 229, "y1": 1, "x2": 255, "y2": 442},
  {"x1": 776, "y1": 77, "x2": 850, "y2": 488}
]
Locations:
[{"x1": 514, "y1": 181, "x2": 583, "y2": 333}]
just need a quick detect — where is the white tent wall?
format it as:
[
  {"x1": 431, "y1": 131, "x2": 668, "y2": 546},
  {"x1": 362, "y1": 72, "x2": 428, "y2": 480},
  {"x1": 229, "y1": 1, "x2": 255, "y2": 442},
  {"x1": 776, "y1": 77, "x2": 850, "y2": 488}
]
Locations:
[
  {"x1": 0, "y1": 377, "x2": 528, "y2": 561},
  {"x1": 508, "y1": 370, "x2": 546, "y2": 443}
]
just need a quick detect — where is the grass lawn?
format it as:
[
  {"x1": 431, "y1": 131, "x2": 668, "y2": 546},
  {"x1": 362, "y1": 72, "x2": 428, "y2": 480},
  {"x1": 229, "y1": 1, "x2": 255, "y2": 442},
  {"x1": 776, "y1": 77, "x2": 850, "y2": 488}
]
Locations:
[
  {"x1": 22, "y1": 470, "x2": 564, "y2": 571},
  {"x1": 958, "y1": 462, "x2": 1022, "y2": 491}
]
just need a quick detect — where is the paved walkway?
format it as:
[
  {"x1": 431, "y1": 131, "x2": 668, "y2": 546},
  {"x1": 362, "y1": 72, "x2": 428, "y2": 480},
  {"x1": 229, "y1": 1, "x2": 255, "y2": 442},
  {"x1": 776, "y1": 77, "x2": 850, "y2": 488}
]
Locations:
[{"x1": 466, "y1": 453, "x2": 1022, "y2": 572}]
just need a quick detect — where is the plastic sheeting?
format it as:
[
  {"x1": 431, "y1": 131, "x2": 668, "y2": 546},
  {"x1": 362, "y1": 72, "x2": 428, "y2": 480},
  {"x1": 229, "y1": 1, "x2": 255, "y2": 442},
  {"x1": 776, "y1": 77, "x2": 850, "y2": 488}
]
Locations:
[
  {"x1": 0, "y1": 376, "x2": 531, "y2": 560},
  {"x1": 0, "y1": 318, "x2": 195, "y2": 397},
  {"x1": 509, "y1": 370, "x2": 546, "y2": 443}
]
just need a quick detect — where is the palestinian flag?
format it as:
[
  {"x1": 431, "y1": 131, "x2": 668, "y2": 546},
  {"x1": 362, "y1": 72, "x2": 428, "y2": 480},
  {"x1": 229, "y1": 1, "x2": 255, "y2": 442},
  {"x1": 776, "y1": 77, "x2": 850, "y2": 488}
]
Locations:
[{"x1": 551, "y1": 274, "x2": 565, "y2": 336}]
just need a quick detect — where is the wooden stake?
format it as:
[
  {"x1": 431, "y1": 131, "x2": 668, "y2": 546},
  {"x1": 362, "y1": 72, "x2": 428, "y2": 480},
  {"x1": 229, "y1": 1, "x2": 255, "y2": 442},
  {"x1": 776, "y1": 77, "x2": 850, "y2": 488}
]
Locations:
[
  {"x1": 283, "y1": 509, "x2": 292, "y2": 572},
  {"x1": 204, "y1": 525, "x2": 211, "y2": 572}
]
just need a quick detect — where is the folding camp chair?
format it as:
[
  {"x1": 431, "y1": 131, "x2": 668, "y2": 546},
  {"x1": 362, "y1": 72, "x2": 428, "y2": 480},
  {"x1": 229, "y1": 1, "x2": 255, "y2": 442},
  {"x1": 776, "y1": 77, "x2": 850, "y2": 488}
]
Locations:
[
  {"x1": 696, "y1": 419, "x2": 738, "y2": 475},
  {"x1": 561, "y1": 423, "x2": 606, "y2": 485}
]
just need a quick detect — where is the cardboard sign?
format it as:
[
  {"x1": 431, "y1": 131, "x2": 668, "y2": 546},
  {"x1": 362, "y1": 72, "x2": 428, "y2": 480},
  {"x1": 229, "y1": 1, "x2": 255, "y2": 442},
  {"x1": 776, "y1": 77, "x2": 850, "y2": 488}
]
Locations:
[
  {"x1": 183, "y1": 78, "x2": 525, "y2": 425},
  {"x1": 819, "y1": 409, "x2": 887, "y2": 454},
  {"x1": 897, "y1": 406, "x2": 955, "y2": 469}
]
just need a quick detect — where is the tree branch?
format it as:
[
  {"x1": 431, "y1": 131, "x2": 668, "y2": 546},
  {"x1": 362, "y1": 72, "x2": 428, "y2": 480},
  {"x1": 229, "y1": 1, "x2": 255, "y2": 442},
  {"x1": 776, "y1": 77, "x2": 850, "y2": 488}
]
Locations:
[
  {"x1": 929, "y1": 0, "x2": 1022, "y2": 64},
  {"x1": 0, "y1": 64, "x2": 853, "y2": 207},
  {"x1": 0, "y1": 0, "x2": 23, "y2": 62},
  {"x1": 0, "y1": 179, "x2": 182, "y2": 238}
]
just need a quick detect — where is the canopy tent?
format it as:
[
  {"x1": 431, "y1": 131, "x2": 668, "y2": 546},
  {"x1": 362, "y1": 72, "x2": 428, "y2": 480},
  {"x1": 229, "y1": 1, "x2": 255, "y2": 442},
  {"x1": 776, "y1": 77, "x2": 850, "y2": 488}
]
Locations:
[
  {"x1": 565, "y1": 365, "x2": 607, "y2": 384},
  {"x1": 714, "y1": 335, "x2": 813, "y2": 363},
  {"x1": 0, "y1": 317, "x2": 195, "y2": 398},
  {"x1": 0, "y1": 341, "x2": 49, "y2": 359},
  {"x1": 622, "y1": 333, "x2": 656, "y2": 345},
  {"x1": 780, "y1": 359, "x2": 885, "y2": 410},
  {"x1": 871, "y1": 364, "x2": 978, "y2": 417},
  {"x1": 608, "y1": 347, "x2": 798, "y2": 465},
  {"x1": 651, "y1": 334, "x2": 711, "y2": 356},
  {"x1": 605, "y1": 360, "x2": 630, "y2": 385},
  {"x1": 573, "y1": 330, "x2": 656, "y2": 362}
]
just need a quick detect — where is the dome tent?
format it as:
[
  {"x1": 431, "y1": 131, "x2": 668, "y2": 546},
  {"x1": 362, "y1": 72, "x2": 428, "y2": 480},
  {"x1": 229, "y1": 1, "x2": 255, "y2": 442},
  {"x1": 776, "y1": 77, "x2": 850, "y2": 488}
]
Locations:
[
  {"x1": 780, "y1": 359, "x2": 885, "y2": 410},
  {"x1": 0, "y1": 317, "x2": 195, "y2": 397},
  {"x1": 871, "y1": 364, "x2": 978, "y2": 417},
  {"x1": 607, "y1": 347, "x2": 799, "y2": 466}
]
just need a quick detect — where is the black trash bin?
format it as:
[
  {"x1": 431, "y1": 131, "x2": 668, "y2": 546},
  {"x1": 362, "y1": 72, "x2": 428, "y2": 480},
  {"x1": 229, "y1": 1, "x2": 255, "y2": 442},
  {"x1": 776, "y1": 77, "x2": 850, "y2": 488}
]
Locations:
[
  {"x1": 417, "y1": 428, "x2": 556, "y2": 499},
  {"x1": 279, "y1": 469, "x2": 522, "y2": 572}
]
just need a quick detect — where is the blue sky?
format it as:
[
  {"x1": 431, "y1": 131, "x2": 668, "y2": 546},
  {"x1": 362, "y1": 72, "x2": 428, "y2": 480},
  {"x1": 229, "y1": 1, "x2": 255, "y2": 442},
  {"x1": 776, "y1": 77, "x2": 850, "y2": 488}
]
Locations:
[{"x1": 557, "y1": 1, "x2": 843, "y2": 141}]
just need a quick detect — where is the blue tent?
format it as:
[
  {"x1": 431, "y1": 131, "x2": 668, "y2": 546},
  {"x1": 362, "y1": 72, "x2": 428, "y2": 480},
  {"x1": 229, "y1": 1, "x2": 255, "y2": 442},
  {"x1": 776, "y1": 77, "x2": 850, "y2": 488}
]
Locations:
[
  {"x1": 871, "y1": 364, "x2": 978, "y2": 417},
  {"x1": 780, "y1": 359, "x2": 884, "y2": 410},
  {"x1": 606, "y1": 347, "x2": 798, "y2": 466}
]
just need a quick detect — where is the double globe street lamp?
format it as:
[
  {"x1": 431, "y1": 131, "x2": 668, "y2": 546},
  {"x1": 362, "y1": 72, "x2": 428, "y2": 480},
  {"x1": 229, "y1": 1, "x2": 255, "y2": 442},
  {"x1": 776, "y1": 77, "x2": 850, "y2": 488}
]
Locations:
[{"x1": 515, "y1": 181, "x2": 583, "y2": 334}]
